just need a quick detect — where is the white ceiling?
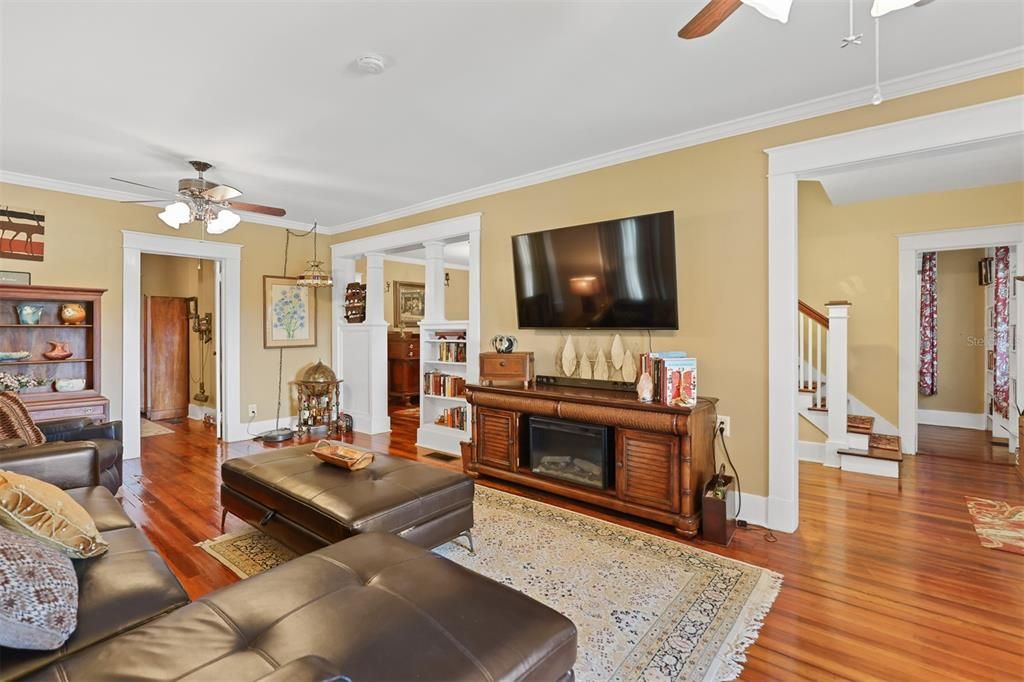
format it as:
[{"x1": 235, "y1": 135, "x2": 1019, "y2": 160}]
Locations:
[
  {"x1": 1, "y1": 1, "x2": 1022, "y2": 232},
  {"x1": 816, "y1": 134, "x2": 1024, "y2": 204}
]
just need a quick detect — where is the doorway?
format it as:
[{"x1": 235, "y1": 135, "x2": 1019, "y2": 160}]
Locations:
[{"x1": 139, "y1": 254, "x2": 218, "y2": 437}]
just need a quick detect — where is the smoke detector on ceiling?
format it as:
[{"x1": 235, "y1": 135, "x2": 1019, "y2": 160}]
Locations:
[{"x1": 354, "y1": 54, "x2": 387, "y2": 75}]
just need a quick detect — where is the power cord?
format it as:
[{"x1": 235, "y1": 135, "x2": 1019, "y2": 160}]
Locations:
[{"x1": 712, "y1": 411, "x2": 777, "y2": 543}]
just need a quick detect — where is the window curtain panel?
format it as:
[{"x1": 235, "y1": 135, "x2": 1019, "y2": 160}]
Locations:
[
  {"x1": 918, "y1": 252, "x2": 939, "y2": 396},
  {"x1": 993, "y1": 246, "x2": 1011, "y2": 418}
]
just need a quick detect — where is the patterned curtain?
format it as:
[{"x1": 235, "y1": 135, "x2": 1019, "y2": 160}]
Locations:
[
  {"x1": 993, "y1": 246, "x2": 1011, "y2": 418},
  {"x1": 918, "y1": 252, "x2": 938, "y2": 396}
]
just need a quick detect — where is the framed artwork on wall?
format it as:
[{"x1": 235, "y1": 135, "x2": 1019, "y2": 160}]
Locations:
[
  {"x1": 393, "y1": 280, "x2": 425, "y2": 330},
  {"x1": 263, "y1": 275, "x2": 317, "y2": 348},
  {"x1": 0, "y1": 270, "x2": 31, "y2": 285}
]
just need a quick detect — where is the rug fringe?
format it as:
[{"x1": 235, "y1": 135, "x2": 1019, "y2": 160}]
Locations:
[{"x1": 715, "y1": 571, "x2": 784, "y2": 682}]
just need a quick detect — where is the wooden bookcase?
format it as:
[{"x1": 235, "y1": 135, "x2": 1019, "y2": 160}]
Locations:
[{"x1": 0, "y1": 285, "x2": 109, "y2": 423}]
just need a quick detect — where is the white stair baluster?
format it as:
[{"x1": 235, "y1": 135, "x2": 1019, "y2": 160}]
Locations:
[
  {"x1": 799, "y1": 312, "x2": 805, "y2": 388},
  {"x1": 816, "y1": 323, "x2": 823, "y2": 408}
]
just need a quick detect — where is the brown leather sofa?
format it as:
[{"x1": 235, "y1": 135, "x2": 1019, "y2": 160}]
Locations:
[
  {"x1": 0, "y1": 417, "x2": 123, "y2": 494},
  {"x1": 0, "y1": 452, "x2": 577, "y2": 681}
]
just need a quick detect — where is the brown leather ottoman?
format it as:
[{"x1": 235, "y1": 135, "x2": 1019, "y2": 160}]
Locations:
[{"x1": 221, "y1": 444, "x2": 474, "y2": 554}]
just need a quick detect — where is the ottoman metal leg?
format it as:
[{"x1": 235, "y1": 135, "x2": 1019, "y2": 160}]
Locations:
[
  {"x1": 456, "y1": 529, "x2": 475, "y2": 555},
  {"x1": 221, "y1": 508, "x2": 229, "y2": 533}
]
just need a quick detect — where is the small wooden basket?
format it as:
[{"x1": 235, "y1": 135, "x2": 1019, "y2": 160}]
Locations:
[{"x1": 311, "y1": 440, "x2": 374, "y2": 471}]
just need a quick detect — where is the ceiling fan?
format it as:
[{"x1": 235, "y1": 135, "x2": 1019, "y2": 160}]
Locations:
[
  {"x1": 111, "y1": 160, "x2": 286, "y2": 234},
  {"x1": 678, "y1": 0, "x2": 935, "y2": 39}
]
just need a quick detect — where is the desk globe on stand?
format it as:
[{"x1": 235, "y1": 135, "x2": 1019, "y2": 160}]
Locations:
[{"x1": 295, "y1": 361, "x2": 343, "y2": 437}]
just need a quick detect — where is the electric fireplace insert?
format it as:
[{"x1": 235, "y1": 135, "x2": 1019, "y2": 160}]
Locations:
[{"x1": 528, "y1": 416, "x2": 612, "y2": 490}]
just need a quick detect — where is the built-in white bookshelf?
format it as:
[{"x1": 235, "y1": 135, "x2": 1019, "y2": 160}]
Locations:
[{"x1": 417, "y1": 321, "x2": 477, "y2": 455}]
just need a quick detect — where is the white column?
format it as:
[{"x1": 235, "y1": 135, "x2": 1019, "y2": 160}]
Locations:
[
  {"x1": 824, "y1": 302, "x2": 852, "y2": 467},
  {"x1": 423, "y1": 240, "x2": 446, "y2": 323},
  {"x1": 364, "y1": 252, "x2": 386, "y2": 325}
]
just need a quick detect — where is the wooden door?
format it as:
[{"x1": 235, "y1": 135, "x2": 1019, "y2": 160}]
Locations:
[
  {"x1": 616, "y1": 429, "x2": 680, "y2": 512},
  {"x1": 145, "y1": 296, "x2": 189, "y2": 420},
  {"x1": 475, "y1": 407, "x2": 518, "y2": 470}
]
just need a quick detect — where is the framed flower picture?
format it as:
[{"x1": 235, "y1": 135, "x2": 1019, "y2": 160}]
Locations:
[{"x1": 263, "y1": 276, "x2": 316, "y2": 348}]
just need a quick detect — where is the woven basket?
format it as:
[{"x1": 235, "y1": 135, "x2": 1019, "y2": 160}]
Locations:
[{"x1": 311, "y1": 440, "x2": 374, "y2": 471}]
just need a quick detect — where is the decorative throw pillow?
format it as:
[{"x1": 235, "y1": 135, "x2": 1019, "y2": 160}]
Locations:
[
  {"x1": 0, "y1": 526, "x2": 78, "y2": 650},
  {"x1": 0, "y1": 470, "x2": 107, "y2": 559},
  {"x1": 0, "y1": 392, "x2": 45, "y2": 447}
]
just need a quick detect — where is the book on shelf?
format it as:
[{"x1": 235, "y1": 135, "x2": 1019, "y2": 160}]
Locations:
[
  {"x1": 437, "y1": 341, "x2": 467, "y2": 363},
  {"x1": 435, "y1": 406, "x2": 466, "y2": 430},
  {"x1": 423, "y1": 371, "x2": 466, "y2": 397},
  {"x1": 639, "y1": 353, "x2": 697, "y2": 408}
]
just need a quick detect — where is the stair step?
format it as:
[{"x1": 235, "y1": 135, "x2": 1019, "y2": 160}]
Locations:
[
  {"x1": 836, "y1": 446, "x2": 903, "y2": 462},
  {"x1": 798, "y1": 382, "x2": 824, "y2": 394},
  {"x1": 808, "y1": 404, "x2": 828, "y2": 413},
  {"x1": 868, "y1": 433, "x2": 901, "y2": 452},
  {"x1": 847, "y1": 414, "x2": 874, "y2": 435}
]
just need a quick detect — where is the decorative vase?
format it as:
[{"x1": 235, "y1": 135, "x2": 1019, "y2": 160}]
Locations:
[
  {"x1": 42, "y1": 341, "x2": 73, "y2": 360},
  {"x1": 490, "y1": 335, "x2": 517, "y2": 353},
  {"x1": 54, "y1": 378, "x2": 86, "y2": 393},
  {"x1": 60, "y1": 303, "x2": 87, "y2": 325},
  {"x1": 16, "y1": 304, "x2": 43, "y2": 325},
  {"x1": 637, "y1": 372, "x2": 654, "y2": 402}
]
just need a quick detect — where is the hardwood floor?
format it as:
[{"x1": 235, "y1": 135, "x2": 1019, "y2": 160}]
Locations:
[
  {"x1": 917, "y1": 423, "x2": 1017, "y2": 465},
  {"x1": 125, "y1": 416, "x2": 1024, "y2": 681}
]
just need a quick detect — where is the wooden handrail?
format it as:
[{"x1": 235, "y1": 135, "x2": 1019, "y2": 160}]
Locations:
[{"x1": 799, "y1": 300, "x2": 829, "y2": 329}]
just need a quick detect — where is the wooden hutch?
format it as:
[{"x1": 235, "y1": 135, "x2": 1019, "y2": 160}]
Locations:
[
  {"x1": 463, "y1": 382, "x2": 717, "y2": 538},
  {"x1": 0, "y1": 285, "x2": 108, "y2": 423}
]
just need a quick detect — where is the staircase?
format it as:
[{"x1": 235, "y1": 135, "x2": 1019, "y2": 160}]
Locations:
[{"x1": 798, "y1": 300, "x2": 902, "y2": 478}]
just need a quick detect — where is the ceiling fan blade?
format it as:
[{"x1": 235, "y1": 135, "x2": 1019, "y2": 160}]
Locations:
[
  {"x1": 201, "y1": 184, "x2": 243, "y2": 202},
  {"x1": 109, "y1": 177, "x2": 175, "y2": 194},
  {"x1": 227, "y1": 201, "x2": 287, "y2": 217},
  {"x1": 679, "y1": 0, "x2": 743, "y2": 39}
]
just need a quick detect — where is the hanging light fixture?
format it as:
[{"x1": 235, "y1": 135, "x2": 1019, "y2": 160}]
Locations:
[
  {"x1": 158, "y1": 201, "x2": 191, "y2": 229},
  {"x1": 205, "y1": 209, "x2": 241, "y2": 235},
  {"x1": 741, "y1": 0, "x2": 793, "y2": 24},
  {"x1": 296, "y1": 221, "x2": 334, "y2": 289}
]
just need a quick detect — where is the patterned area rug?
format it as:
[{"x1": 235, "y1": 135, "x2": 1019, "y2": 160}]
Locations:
[
  {"x1": 196, "y1": 529, "x2": 297, "y2": 578},
  {"x1": 965, "y1": 496, "x2": 1024, "y2": 555},
  {"x1": 140, "y1": 419, "x2": 173, "y2": 437},
  {"x1": 198, "y1": 487, "x2": 781, "y2": 681}
]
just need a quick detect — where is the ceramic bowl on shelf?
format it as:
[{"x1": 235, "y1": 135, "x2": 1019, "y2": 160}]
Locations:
[
  {"x1": 0, "y1": 351, "x2": 32, "y2": 361},
  {"x1": 60, "y1": 303, "x2": 87, "y2": 325},
  {"x1": 54, "y1": 378, "x2": 86, "y2": 393},
  {"x1": 15, "y1": 304, "x2": 43, "y2": 325}
]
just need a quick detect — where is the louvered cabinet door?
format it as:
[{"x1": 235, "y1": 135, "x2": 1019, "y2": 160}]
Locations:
[
  {"x1": 615, "y1": 429, "x2": 680, "y2": 512},
  {"x1": 475, "y1": 407, "x2": 518, "y2": 471}
]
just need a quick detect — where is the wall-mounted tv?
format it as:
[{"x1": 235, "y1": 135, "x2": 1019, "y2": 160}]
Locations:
[{"x1": 511, "y1": 211, "x2": 678, "y2": 330}]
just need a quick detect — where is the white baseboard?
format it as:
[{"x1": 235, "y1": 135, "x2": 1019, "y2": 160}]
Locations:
[
  {"x1": 188, "y1": 404, "x2": 217, "y2": 421},
  {"x1": 916, "y1": 409, "x2": 987, "y2": 430},
  {"x1": 726, "y1": 491, "x2": 769, "y2": 529},
  {"x1": 797, "y1": 440, "x2": 825, "y2": 463},
  {"x1": 840, "y1": 453, "x2": 900, "y2": 478}
]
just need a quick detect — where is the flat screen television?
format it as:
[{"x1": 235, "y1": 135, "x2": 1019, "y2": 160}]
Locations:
[{"x1": 511, "y1": 211, "x2": 678, "y2": 329}]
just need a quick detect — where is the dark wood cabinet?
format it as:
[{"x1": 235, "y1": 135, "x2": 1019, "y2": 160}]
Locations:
[
  {"x1": 474, "y1": 406, "x2": 518, "y2": 471},
  {"x1": 479, "y1": 352, "x2": 534, "y2": 388},
  {"x1": 616, "y1": 429, "x2": 680, "y2": 512},
  {"x1": 464, "y1": 383, "x2": 716, "y2": 538},
  {"x1": 387, "y1": 333, "x2": 419, "y2": 404},
  {"x1": 0, "y1": 284, "x2": 109, "y2": 423}
]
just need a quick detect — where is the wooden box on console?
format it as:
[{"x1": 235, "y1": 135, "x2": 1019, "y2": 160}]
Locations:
[{"x1": 462, "y1": 382, "x2": 717, "y2": 538}]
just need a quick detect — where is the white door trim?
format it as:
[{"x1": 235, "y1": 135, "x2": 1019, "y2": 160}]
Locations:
[
  {"x1": 898, "y1": 223, "x2": 1024, "y2": 453},
  {"x1": 766, "y1": 95, "x2": 1024, "y2": 533},
  {"x1": 122, "y1": 230, "x2": 243, "y2": 460}
]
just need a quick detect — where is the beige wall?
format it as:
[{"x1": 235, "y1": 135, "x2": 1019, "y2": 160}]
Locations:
[
  {"x1": 140, "y1": 254, "x2": 218, "y2": 409},
  {"x1": 799, "y1": 181, "x2": 1023, "y2": 425},
  {"x1": 919, "y1": 249, "x2": 987, "y2": 414},
  {"x1": 0, "y1": 184, "x2": 333, "y2": 424},
  {"x1": 333, "y1": 70, "x2": 1024, "y2": 496},
  {"x1": 353, "y1": 259, "x2": 470, "y2": 329}
]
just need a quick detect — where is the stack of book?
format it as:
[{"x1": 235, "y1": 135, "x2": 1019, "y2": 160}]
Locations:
[
  {"x1": 435, "y1": 406, "x2": 467, "y2": 430},
  {"x1": 638, "y1": 352, "x2": 697, "y2": 408},
  {"x1": 423, "y1": 371, "x2": 466, "y2": 397},
  {"x1": 437, "y1": 341, "x2": 466, "y2": 362}
]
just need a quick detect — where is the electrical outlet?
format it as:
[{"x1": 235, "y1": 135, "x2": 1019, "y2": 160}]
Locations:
[
  {"x1": 247, "y1": 404, "x2": 258, "y2": 418},
  {"x1": 717, "y1": 416, "x2": 730, "y2": 437}
]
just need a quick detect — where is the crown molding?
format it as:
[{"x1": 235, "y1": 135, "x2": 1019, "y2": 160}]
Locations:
[
  {"x1": 382, "y1": 253, "x2": 470, "y2": 271},
  {"x1": 325, "y1": 46, "x2": 1024, "y2": 235},
  {"x1": 0, "y1": 170, "x2": 313, "y2": 231}
]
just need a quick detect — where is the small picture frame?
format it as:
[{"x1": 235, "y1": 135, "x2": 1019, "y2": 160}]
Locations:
[
  {"x1": 263, "y1": 275, "x2": 317, "y2": 348},
  {"x1": 0, "y1": 270, "x2": 31, "y2": 285},
  {"x1": 393, "y1": 280, "x2": 425, "y2": 330}
]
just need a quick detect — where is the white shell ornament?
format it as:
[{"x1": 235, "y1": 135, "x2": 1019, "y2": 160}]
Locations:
[
  {"x1": 610, "y1": 334, "x2": 625, "y2": 370},
  {"x1": 621, "y1": 351, "x2": 637, "y2": 383},
  {"x1": 561, "y1": 335, "x2": 578, "y2": 376},
  {"x1": 579, "y1": 356, "x2": 593, "y2": 379},
  {"x1": 594, "y1": 348, "x2": 610, "y2": 380}
]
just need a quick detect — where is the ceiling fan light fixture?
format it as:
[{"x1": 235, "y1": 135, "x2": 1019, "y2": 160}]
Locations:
[
  {"x1": 741, "y1": 0, "x2": 793, "y2": 23},
  {"x1": 870, "y1": 0, "x2": 917, "y2": 17},
  {"x1": 205, "y1": 209, "x2": 241, "y2": 235},
  {"x1": 158, "y1": 201, "x2": 191, "y2": 229}
]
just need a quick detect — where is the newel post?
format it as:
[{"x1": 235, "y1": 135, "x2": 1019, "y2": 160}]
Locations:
[{"x1": 824, "y1": 301, "x2": 852, "y2": 467}]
